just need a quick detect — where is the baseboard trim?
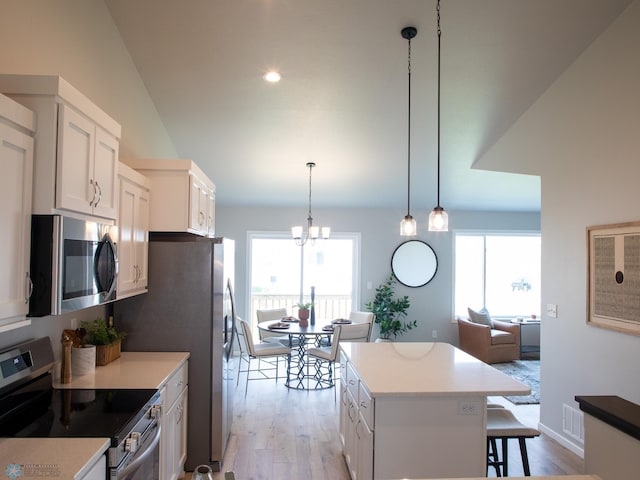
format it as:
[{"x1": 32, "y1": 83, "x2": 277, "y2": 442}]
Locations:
[{"x1": 538, "y1": 421, "x2": 585, "y2": 458}]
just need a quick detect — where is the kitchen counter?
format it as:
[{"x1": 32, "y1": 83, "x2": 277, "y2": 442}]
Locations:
[
  {"x1": 0, "y1": 438, "x2": 109, "y2": 479},
  {"x1": 340, "y1": 341, "x2": 529, "y2": 397},
  {"x1": 53, "y1": 351, "x2": 190, "y2": 389},
  {"x1": 3, "y1": 352, "x2": 189, "y2": 478}
]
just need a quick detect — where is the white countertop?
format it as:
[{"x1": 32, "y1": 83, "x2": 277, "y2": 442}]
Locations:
[
  {"x1": 414, "y1": 477, "x2": 600, "y2": 480},
  {"x1": 341, "y1": 342, "x2": 530, "y2": 397},
  {"x1": 0, "y1": 438, "x2": 110, "y2": 479},
  {"x1": 53, "y1": 351, "x2": 190, "y2": 389}
]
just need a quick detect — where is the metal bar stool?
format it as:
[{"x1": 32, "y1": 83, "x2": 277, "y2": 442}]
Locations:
[{"x1": 486, "y1": 407, "x2": 540, "y2": 476}]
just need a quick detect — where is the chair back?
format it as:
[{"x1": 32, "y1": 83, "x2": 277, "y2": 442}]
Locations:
[
  {"x1": 257, "y1": 308, "x2": 288, "y2": 322},
  {"x1": 236, "y1": 316, "x2": 248, "y2": 355},
  {"x1": 348, "y1": 311, "x2": 374, "y2": 324},
  {"x1": 239, "y1": 319, "x2": 257, "y2": 356},
  {"x1": 327, "y1": 325, "x2": 343, "y2": 362},
  {"x1": 340, "y1": 322, "x2": 371, "y2": 342}
]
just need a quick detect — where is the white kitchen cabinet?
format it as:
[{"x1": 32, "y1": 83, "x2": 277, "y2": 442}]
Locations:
[
  {"x1": 0, "y1": 74, "x2": 121, "y2": 220},
  {"x1": 117, "y1": 163, "x2": 150, "y2": 299},
  {"x1": 123, "y1": 158, "x2": 215, "y2": 236},
  {"x1": 341, "y1": 360, "x2": 372, "y2": 480},
  {"x1": 0, "y1": 93, "x2": 34, "y2": 331},
  {"x1": 161, "y1": 362, "x2": 189, "y2": 480},
  {"x1": 78, "y1": 454, "x2": 106, "y2": 480}
]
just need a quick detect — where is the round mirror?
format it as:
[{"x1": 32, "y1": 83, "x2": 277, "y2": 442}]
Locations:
[{"x1": 391, "y1": 240, "x2": 438, "y2": 288}]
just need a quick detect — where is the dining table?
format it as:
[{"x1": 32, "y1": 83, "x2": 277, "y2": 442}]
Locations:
[{"x1": 257, "y1": 318, "x2": 353, "y2": 390}]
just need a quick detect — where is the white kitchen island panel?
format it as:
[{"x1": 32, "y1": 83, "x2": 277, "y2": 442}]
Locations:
[{"x1": 340, "y1": 342, "x2": 529, "y2": 479}]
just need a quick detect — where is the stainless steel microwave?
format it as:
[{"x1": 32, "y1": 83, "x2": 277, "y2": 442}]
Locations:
[{"x1": 28, "y1": 215, "x2": 118, "y2": 316}]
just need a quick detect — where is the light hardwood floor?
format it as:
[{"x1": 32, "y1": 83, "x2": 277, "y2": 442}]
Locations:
[{"x1": 191, "y1": 372, "x2": 583, "y2": 479}]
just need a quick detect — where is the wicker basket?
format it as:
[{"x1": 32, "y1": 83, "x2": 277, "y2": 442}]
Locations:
[{"x1": 95, "y1": 338, "x2": 121, "y2": 366}]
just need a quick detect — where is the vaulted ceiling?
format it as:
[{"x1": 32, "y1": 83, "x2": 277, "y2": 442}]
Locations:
[{"x1": 105, "y1": 0, "x2": 632, "y2": 211}]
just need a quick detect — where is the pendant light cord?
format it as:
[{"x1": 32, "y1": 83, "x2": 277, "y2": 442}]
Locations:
[
  {"x1": 407, "y1": 34, "x2": 412, "y2": 216},
  {"x1": 436, "y1": 0, "x2": 441, "y2": 208},
  {"x1": 307, "y1": 162, "x2": 314, "y2": 227}
]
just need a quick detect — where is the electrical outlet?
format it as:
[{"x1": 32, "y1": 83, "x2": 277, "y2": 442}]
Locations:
[
  {"x1": 431, "y1": 330, "x2": 438, "y2": 339},
  {"x1": 366, "y1": 281, "x2": 373, "y2": 290},
  {"x1": 70, "y1": 318, "x2": 77, "y2": 329},
  {"x1": 458, "y1": 401, "x2": 481, "y2": 415},
  {"x1": 546, "y1": 303, "x2": 557, "y2": 318}
]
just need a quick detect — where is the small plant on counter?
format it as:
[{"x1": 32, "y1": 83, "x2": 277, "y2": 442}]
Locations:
[{"x1": 81, "y1": 317, "x2": 126, "y2": 346}]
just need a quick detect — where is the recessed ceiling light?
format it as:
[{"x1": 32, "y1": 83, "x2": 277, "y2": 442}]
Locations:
[{"x1": 263, "y1": 70, "x2": 282, "y2": 83}]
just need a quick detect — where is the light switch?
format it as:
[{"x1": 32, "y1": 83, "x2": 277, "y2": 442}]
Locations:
[{"x1": 546, "y1": 303, "x2": 557, "y2": 318}]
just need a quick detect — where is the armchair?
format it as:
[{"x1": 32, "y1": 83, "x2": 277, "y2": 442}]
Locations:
[{"x1": 457, "y1": 317, "x2": 521, "y2": 364}]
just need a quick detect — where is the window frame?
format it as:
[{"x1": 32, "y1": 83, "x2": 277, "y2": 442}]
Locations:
[
  {"x1": 246, "y1": 230, "x2": 361, "y2": 325},
  {"x1": 452, "y1": 229, "x2": 541, "y2": 322}
]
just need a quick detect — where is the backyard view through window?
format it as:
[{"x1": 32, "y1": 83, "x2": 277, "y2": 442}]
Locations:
[
  {"x1": 249, "y1": 233, "x2": 358, "y2": 326},
  {"x1": 455, "y1": 233, "x2": 541, "y2": 319}
]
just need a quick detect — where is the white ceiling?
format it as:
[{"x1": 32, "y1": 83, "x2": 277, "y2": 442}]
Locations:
[{"x1": 105, "y1": 0, "x2": 631, "y2": 211}]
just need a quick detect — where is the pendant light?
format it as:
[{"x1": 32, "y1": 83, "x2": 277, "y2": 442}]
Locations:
[
  {"x1": 428, "y1": 0, "x2": 449, "y2": 232},
  {"x1": 400, "y1": 26, "x2": 418, "y2": 237},
  {"x1": 292, "y1": 162, "x2": 330, "y2": 246}
]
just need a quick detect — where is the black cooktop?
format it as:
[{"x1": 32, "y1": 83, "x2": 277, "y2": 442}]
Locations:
[{"x1": 0, "y1": 374, "x2": 157, "y2": 442}]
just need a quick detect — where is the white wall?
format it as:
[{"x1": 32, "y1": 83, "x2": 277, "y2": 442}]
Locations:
[
  {"x1": 479, "y1": 0, "x2": 640, "y2": 455},
  {"x1": 0, "y1": 0, "x2": 176, "y2": 354},
  {"x1": 0, "y1": 0, "x2": 177, "y2": 159},
  {"x1": 216, "y1": 206, "x2": 540, "y2": 345}
]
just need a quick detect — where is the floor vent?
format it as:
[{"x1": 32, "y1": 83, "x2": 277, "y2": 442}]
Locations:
[{"x1": 562, "y1": 403, "x2": 584, "y2": 442}]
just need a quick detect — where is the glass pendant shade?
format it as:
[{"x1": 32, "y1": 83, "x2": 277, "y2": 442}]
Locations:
[
  {"x1": 292, "y1": 225, "x2": 303, "y2": 240},
  {"x1": 400, "y1": 215, "x2": 417, "y2": 236},
  {"x1": 321, "y1": 227, "x2": 331, "y2": 239},
  {"x1": 428, "y1": 207, "x2": 448, "y2": 232},
  {"x1": 309, "y1": 225, "x2": 320, "y2": 239}
]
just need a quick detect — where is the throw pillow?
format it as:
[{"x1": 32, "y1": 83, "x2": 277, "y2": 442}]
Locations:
[{"x1": 468, "y1": 307, "x2": 493, "y2": 328}]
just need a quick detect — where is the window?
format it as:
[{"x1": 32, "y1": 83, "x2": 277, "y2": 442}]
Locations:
[
  {"x1": 248, "y1": 232, "x2": 359, "y2": 325},
  {"x1": 454, "y1": 232, "x2": 541, "y2": 319}
]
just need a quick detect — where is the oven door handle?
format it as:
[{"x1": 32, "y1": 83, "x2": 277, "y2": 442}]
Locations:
[{"x1": 119, "y1": 423, "x2": 162, "y2": 477}]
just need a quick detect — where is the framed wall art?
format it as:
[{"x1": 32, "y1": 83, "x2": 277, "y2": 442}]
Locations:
[{"x1": 587, "y1": 221, "x2": 640, "y2": 335}]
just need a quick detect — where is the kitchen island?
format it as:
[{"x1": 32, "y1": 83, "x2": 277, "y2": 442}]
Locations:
[{"x1": 339, "y1": 342, "x2": 530, "y2": 479}]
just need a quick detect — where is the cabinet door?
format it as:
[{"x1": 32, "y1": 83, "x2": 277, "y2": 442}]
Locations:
[
  {"x1": 134, "y1": 187, "x2": 149, "y2": 290},
  {"x1": 174, "y1": 389, "x2": 188, "y2": 479},
  {"x1": 0, "y1": 123, "x2": 33, "y2": 321},
  {"x1": 117, "y1": 177, "x2": 149, "y2": 298},
  {"x1": 93, "y1": 127, "x2": 119, "y2": 219},
  {"x1": 345, "y1": 389, "x2": 358, "y2": 479},
  {"x1": 357, "y1": 411, "x2": 374, "y2": 480},
  {"x1": 57, "y1": 104, "x2": 94, "y2": 215},
  {"x1": 117, "y1": 179, "x2": 137, "y2": 296},
  {"x1": 189, "y1": 175, "x2": 207, "y2": 234},
  {"x1": 207, "y1": 189, "x2": 215, "y2": 237}
]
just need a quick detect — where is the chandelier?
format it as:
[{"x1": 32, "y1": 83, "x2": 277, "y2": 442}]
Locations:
[{"x1": 292, "y1": 162, "x2": 330, "y2": 246}]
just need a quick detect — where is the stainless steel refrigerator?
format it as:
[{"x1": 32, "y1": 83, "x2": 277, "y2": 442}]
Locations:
[{"x1": 114, "y1": 234, "x2": 236, "y2": 472}]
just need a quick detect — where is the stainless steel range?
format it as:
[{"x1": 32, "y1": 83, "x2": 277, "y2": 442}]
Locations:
[{"x1": 0, "y1": 337, "x2": 162, "y2": 479}]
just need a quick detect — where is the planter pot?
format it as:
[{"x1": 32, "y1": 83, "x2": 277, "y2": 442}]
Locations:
[
  {"x1": 95, "y1": 339, "x2": 122, "y2": 366},
  {"x1": 71, "y1": 345, "x2": 96, "y2": 376},
  {"x1": 298, "y1": 309, "x2": 310, "y2": 325}
]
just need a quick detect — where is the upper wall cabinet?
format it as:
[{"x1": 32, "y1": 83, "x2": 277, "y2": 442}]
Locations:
[
  {"x1": 117, "y1": 163, "x2": 150, "y2": 300},
  {"x1": 0, "y1": 93, "x2": 35, "y2": 330},
  {"x1": 123, "y1": 158, "x2": 215, "y2": 237},
  {"x1": 0, "y1": 74, "x2": 121, "y2": 221}
]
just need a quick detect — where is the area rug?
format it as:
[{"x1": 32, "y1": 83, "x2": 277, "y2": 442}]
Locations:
[{"x1": 492, "y1": 359, "x2": 540, "y2": 405}]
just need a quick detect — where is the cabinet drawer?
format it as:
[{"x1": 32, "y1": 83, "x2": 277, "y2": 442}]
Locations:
[
  {"x1": 164, "y1": 362, "x2": 188, "y2": 408},
  {"x1": 346, "y1": 361, "x2": 359, "y2": 401},
  {"x1": 358, "y1": 381, "x2": 374, "y2": 429}
]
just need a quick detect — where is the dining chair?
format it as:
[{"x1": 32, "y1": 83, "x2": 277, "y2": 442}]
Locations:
[
  {"x1": 307, "y1": 325, "x2": 342, "y2": 392},
  {"x1": 348, "y1": 311, "x2": 375, "y2": 341},
  {"x1": 237, "y1": 319, "x2": 292, "y2": 393},
  {"x1": 256, "y1": 307, "x2": 289, "y2": 344}
]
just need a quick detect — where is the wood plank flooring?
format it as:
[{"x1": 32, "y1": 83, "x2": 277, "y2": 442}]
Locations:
[{"x1": 192, "y1": 372, "x2": 584, "y2": 479}]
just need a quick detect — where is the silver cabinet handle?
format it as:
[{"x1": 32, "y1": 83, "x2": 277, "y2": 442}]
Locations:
[
  {"x1": 360, "y1": 401, "x2": 368, "y2": 409},
  {"x1": 134, "y1": 265, "x2": 140, "y2": 283},
  {"x1": 199, "y1": 211, "x2": 205, "y2": 226},
  {"x1": 25, "y1": 272, "x2": 33, "y2": 303},
  {"x1": 95, "y1": 181, "x2": 102, "y2": 207},
  {"x1": 89, "y1": 179, "x2": 98, "y2": 206},
  {"x1": 348, "y1": 379, "x2": 356, "y2": 386}
]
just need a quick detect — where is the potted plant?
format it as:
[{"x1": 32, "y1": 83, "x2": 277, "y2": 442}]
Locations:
[
  {"x1": 365, "y1": 274, "x2": 416, "y2": 341},
  {"x1": 81, "y1": 317, "x2": 126, "y2": 366},
  {"x1": 70, "y1": 326, "x2": 96, "y2": 376},
  {"x1": 295, "y1": 302, "x2": 313, "y2": 327}
]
